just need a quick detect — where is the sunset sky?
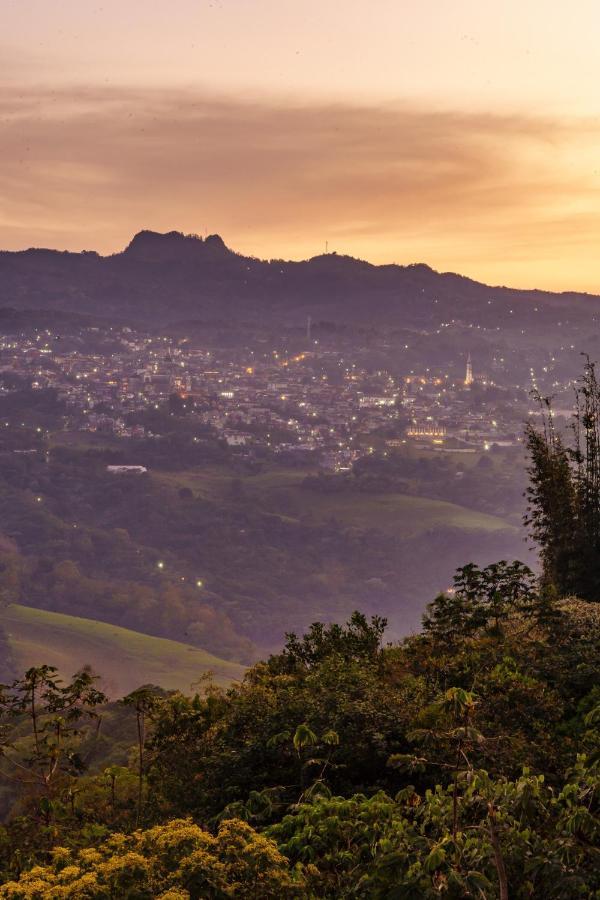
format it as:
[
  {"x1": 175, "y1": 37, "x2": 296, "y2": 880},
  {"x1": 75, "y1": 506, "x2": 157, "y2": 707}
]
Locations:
[{"x1": 3, "y1": 0, "x2": 600, "y2": 290}]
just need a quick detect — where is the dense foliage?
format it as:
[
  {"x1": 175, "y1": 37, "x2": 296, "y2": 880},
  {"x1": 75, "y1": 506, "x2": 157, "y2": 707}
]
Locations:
[
  {"x1": 0, "y1": 565, "x2": 599, "y2": 897},
  {"x1": 0, "y1": 818, "x2": 303, "y2": 898}
]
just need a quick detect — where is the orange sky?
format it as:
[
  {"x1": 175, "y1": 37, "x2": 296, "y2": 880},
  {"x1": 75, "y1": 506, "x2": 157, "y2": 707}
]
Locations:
[{"x1": 2, "y1": 0, "x2": 600, "y2": 291}]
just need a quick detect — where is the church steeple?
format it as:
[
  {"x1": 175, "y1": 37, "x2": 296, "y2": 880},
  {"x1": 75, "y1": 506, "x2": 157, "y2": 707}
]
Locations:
[{"x1": 465, "y1": 352, "x2": 474, "y2": 386}]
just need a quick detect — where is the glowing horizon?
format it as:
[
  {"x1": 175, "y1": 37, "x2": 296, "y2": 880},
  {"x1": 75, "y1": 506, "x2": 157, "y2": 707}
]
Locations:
[{"x1": 3, "y1": 0, "x2": 600, "y2": 292}]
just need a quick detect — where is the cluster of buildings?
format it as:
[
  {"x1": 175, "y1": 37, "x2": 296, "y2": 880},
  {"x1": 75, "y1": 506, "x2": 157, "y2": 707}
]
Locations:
[{"x1": 0, "y1": 325, "x2": 528, "y2": 470}]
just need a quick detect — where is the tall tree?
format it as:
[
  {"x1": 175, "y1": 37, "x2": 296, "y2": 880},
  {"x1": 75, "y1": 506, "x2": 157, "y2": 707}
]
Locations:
[
  {"x1": 525, "y1": 396, "x2": 576, "y2": 594},
  {"x1": 570, "y1": 358, "x2": 600, "y2": 597},
  {"x1": 524, "y1": 361, "x2": 600, "y2": 600}
]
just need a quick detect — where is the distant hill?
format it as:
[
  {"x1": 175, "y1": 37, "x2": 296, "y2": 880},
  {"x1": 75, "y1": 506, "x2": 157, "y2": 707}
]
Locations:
[
  {"x1": 1, "y1": 604, "x2": 245, "y2": 697},
  {"x1": 1, "y1": 229, "x2": 598, "y2": 328}
]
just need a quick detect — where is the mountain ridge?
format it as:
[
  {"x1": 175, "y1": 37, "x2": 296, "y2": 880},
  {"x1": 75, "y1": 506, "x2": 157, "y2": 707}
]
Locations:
[{"x1": 0, "y1": 229, "x2": 598, "y2": 327}]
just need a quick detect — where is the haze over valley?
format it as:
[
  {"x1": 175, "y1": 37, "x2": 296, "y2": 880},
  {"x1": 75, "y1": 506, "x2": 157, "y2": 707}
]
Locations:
[{"x1": 0, "y1": 227, "x2": 592, "y2": 680}]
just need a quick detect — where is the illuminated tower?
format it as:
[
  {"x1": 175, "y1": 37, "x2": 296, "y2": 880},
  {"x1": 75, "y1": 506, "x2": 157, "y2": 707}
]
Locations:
[{"x1": 465, "y1": 353, "x2": 474, "y2": 386}]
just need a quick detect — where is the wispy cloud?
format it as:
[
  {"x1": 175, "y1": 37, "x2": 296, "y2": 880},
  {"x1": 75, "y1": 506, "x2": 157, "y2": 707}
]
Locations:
[{"x1": 1, "y1": 86, "x2": 599, "y2": 289}]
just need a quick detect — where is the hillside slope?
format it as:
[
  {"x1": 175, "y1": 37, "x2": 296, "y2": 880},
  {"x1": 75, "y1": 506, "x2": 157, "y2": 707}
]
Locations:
[
  {"x1": 1, "y1": 604, "x2": 245, "y2": 697},
  {"x1": 156, "y1": 466, "x2": 516, "y2": 536}
]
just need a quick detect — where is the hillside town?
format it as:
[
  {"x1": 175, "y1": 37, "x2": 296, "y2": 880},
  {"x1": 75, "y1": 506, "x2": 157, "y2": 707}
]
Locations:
[{"x1": 0, "y1": 321, "x2": 538, "y2": 472}]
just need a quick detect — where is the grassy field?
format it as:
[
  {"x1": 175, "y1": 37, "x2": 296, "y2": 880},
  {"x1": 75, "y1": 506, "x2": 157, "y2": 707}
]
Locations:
[
  {"x1": 52, "y1": 432, "x2": 516, "y2": 538},
  {"x1": 2, "y1": 604, "x2": 245, "y2": 698},
  {"x1": 156, "y1": 465, "x2": 516, "y2": 537}
]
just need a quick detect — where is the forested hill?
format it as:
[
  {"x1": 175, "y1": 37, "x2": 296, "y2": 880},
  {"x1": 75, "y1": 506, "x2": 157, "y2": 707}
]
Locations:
[{"x1": 1, "y1": 229, "x2": 599, "y2": 327}]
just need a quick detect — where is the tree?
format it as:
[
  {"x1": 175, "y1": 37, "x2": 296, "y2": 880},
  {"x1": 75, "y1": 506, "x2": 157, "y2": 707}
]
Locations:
[
  {"x1": 272, "y1": 711, "x2": 600, "y2": 897},
  {"x1": 389, "y1": 687, "x2": 485, "y2": 838},
  {"x1": 146, "y1": 621, "x2": 413, "y2": 821},
  {"x1": 0, "y1": 666, "x2": 106, "y2": 873},
  {"x1": 525, "y1": 359, "x2": 600, "y2": 599},
  {"x1": 0, "y1": 667, "x2": 106, "y2": 819},
  {"x1": 0, "y1": 817, "x2": 305, "y2": 898},
  {"x1": 273, "y1": 611, "x2": 387, "y2": 673},
  {"x1": 267, "y1": 723, "x2": 339, "y2": 801},
  {"x1": 525, "y1": 403, "x2": 576, "y2": 595},
  {"x1": 423, "y1": 560, "x2": 537, "y2": 640},
  {"x1": 121, "y1": 686, "x2": 161, "y2": 828}
]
